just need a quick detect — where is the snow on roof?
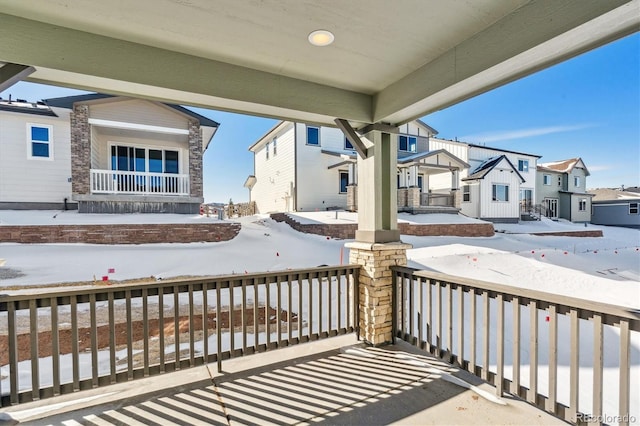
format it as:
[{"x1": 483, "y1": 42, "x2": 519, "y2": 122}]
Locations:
[{"x1": 538, "y1": 157, "x2": 589, "y2": 175}]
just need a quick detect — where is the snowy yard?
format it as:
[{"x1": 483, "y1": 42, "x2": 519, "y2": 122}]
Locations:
[{"x1": 1, "y1": 211, "x2": 639, "y2": 423}]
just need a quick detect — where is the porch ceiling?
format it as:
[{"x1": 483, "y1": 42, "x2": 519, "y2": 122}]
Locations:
[{"x1": 0, "y1": 0, "x2": 637, "y2": 127}]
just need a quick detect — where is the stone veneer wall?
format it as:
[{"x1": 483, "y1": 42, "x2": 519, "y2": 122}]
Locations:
[
  {"x1": 188, "y1": 120, "x2": 203, "y2": 198},
  {"x1": 0, "y1": 223, "x2": 241, "y2": 244},
  {"x1": 70, "y1": 105, "x2": 91, "y2": 196},
  {"x1": 271, "y1": 213, "x2": 495, "y2": 238},
  {"x1": 347, "y1": 241, "x2": 411, "y2": 345}
]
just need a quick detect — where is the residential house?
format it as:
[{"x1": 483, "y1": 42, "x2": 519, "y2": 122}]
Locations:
[
  {"x1": 589, "y1": 187, "x2": 640, "y2": 229},
  {"x1": 245, "y1": 120, "x2": 469, "y2": 214},
  {"x1": 461, "y1": 144, "x2": 540, "y2": 223},
  {"x1": 0, "y1": 94, "x2": 218, "y2": 213},
  {"x1": 536, "y1": 158, "x2": 592, "y2": 222}
]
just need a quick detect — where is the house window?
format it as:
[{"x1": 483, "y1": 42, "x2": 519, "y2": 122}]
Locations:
[
  {"x1": 398, "y1": 135, "x2": 417, "y2": 152},
  {"x1": 111, "y1": 145, "x2": 179, "y2": 174},
  {"x1": 574, "y1": 176, "x2": 580, "y2": 187},
  {"x1": 27, "y1": 124, "x2": 53, "y2": 159},
  {"x1": 307, "y1": 126, "x2": 320, "y2": 146},
  {"x1": 543, "y1": 174, "x2": 551, "y2": 185},
  {"x1": 266, "y1": 142, "x2": 270, "y2": 160},
  {"x1": 518, "y1": 159, "x2": 529, "y2": 173},
  {"x1": 273, "y1": 138, "x2": 277, "y2": 156},
  {"x1": 558, "y1": 176, "x2": 562, "y2": 186},
  {"x1": 339, "y1": 171, "x2": 349, "y2": 193},
  {"x1": 463, "y1": 185, "x2": 470, "y2": 202},
  {"x1": 345, "y1": 137, "x2": 354, "y2": 150},
  {"x1": 578, "y1": 198, "x2": 587, "y2": 211},
  {"x1": 630, "y1": 203, "x2": 639, "y2": 214},
  {"x1": 492, "y1": 184, "x2": 509, "y2": 202}
]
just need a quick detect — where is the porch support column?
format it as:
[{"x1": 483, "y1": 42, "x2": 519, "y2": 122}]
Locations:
[
  {"x1": 342, "y1": 123, "x2": 411, "y2": 346},
  {"x1": 70, "y1": 104, "x2": 91, "y2": 197},
  {"x1": 188, "y1": 120, "x2": 203, "y2": 198},
  {"x1": 451, "y1": 169, "x2": 459, "y2": 190}
]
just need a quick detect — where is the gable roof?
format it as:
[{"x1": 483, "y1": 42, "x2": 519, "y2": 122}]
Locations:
[
  {"x1": 463, "y1": 155, "x2": 525, "y2": 183},
  {"x1": 538, "y1": 157, "x2": 590, "y2": 176},
  {"x1": 398, "y1": 149, "x2": 469, "y2": 169},
  {"x1": 44, "y1": 93, "x2": 220, "y2": 128}
]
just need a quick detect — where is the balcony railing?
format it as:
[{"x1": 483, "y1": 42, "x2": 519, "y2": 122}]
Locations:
[
  {"x1": 90, "y1": 169, "x2": 190, "y2": 196},
  {"x1": 420, "y1": 193, "x2": 454, "y2": 207},
  {"x1": 0, "y1": 265, "x2": 359, "y2": 407},
  {"x1": 392, "y1": 266, "x2": 639, "y2": 425}
]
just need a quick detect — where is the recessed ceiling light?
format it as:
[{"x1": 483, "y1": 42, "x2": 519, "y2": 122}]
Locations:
[{"x1": 308, "y1": 30, "x2": 335, "y2": 47}]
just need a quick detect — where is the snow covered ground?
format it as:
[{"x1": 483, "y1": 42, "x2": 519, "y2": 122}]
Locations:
[
  {"x1": 0, "y1": 212, "x2": 637, "y2": 309},
  {"x1": 0, "y1": 211, "x2": 638, "y2": 423}
]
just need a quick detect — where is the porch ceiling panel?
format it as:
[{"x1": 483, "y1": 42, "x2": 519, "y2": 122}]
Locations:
[{"x1": 0, "y1": 0, "x2": 637, "y2": 126}]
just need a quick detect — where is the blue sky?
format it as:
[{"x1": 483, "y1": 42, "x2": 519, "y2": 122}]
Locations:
[{"x1": 2, "y1": 33, "x2": 638, "y2": 203}]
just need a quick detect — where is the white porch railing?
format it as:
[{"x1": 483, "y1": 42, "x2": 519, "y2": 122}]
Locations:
[{"x1": 90, "y1": 169, "x2": 190, "y2": 196}]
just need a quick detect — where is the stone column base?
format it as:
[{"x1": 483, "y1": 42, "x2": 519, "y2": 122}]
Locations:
[
  {"x1": 346, "y1": 241, "x2": 412, "y2": 346},
  {"x1": 407, "y1": 187, "x2": 421, "y2": 208},
  {"x1": 347, "y1": 184, "x2": 358, "y2": 212}
]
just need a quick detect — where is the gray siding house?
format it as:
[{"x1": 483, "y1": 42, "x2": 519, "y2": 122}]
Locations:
[
  {"x1": 590, "y1": 188, "x2": 640, "y2": 229},
  {"x1": 536, "y1": 158, "x2": 593, "y2": 223}
]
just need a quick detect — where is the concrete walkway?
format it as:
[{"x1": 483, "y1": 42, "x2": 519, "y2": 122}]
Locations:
[{"x1": 1, "y1": 335, "x2": 564, "y2": 425}]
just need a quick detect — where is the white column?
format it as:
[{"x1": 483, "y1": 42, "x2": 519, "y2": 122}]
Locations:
[{"x1": 451, "y1": 169, "x2": 459, "y2": 190}]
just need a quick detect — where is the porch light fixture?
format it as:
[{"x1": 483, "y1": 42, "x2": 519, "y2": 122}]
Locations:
[{"x1": 308, "y1": 30, "x2": 334, "y2": 46}]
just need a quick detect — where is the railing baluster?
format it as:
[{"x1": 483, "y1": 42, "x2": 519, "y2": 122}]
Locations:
[
  {"x1": 569, "y1": 308, "x2": 579, "y2": 422},
  {"x1": 51, "y1": 297, "x2": 60, "y2": 395},
  {"x1": 108, "y1": 292, "x2": 116, "y2": 382},
  {"x1": 592, "y1": 313, "x2": 603, "y2": 420},
  {"x1": 512, "y1": 297, "x2": 520, "y2": 396},
  {"x1": 158, "y1": 289, "x2": 165, "y2": 373},
  {"x1": 288, "y1": 274, "x2": 293, "y2": 343},
  {"x1": 401, "y1": 273, "x2": 406, "y2": 339},
  {"x1": 427, "y1": 279, "x2": 433, "y2": 352},
  {"x1": 142, "y1": 289, "x2": 149, "y2": 377},
  {"x1": 469, "y1": 289, "x2": 476, "y2": 375},
  {"x1": 436, "y1": 280, "x2": 442, "y2": 358},
  {"x1": 29, "y1": 299, "x2": 39, "y2": 400},
  {"x1": 307, "y1": 276, "x2": 313, "y2": 340},
  {"x1": 318, "y1": 273, "x2": 323, "y2": 336},
  {"x1": 298, "y1": 274, "x2": 303, "y2": 340},
  {"x1": 276, "y1": 276, "x2": 282, "y2": 345},
  {"x1": 8, "y1": 301, "x2": 18, "y2": 404},
  {"x1": 71, "y1": 295, "x2": 79, "y2": 391},
  {"x1": 496, "y1": 293, "x2": 504, "y2": 396},
  {"x1": 447, "y1": 282, "x2": 453, "y2": 362},
  {"x1": 337, "y1": 270, "x2": 342, "y2": 332},
  {"x1": 418, "y1": 277, "x2": 424, "y2": 349},
  {"x1": 409, "y1": 272, "x2": 414, "y2": 339},
  {"x1": 457, "y1": 285, "x2": 464, "y2": 367},
  {"x1": 173, "y1": 287, "x2": 179, "y2": 370},
  {"x1": 216, "y1": 283, "x2": 222, "y2": 372},
  {"x1": 528, "y1": 300, "x2": 538, "y2": 404},
  {"x1": 127, "y1": 290, "x2": 134, "y2": 379},
  {"x1": 188, "y1": 284, "x2": 195, "y2": 366},
  {"x1": 242, "y1": 279, "x2": 247, "y2": 353},
  {"x1": 254, "y1": 279, "x2": 260, "y2": 349},
  {"x1": 619, "y1": 319, "x2": 631, "y2": 426},
  {"x1": 547, "y1": 304, "x2": 557, "y2": 412},
  {"x1": 229, "y1": 280, "x2": 235, "y2": 354},
  {"x1": 266, "y1": 278, "x2": 271, "y2": 347},
  {"x1": 202, "y1": 283, "x2": 209, "y2": 362},
  {"x1": 90, "y1": 293, "x2": 99, "y2": 387},
  {"x1": 482, "y1": 291, "x2": 489, "y2": 381}
]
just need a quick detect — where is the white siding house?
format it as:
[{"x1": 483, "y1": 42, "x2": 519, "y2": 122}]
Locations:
[
  {"x1": 462, "y1": 144, "x2": 540, "y2": 222},
  {"x1": 0, "y1": 100, "x2": 73, "y2": 209},
  {"x1": 0, "y1": 94, "x2": 219, "y2": 213}
]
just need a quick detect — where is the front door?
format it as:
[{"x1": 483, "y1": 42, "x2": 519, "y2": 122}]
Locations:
[
  {"x1": 545, "y1": 198, "x2": 558, "y2": 218},
  {"x1": 519, "y1": 189, "x2": 533, "y2": 212}
]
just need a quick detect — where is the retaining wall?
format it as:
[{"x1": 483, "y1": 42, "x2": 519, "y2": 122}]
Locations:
[
  {"x1": 0, "y1": 223, "x2": 241, "y2": 244},
  {"x1": 271, "y1": 213, "x2": 495, "y2": 238}
]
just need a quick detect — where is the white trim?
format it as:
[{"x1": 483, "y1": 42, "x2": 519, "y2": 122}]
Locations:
[
  {"x1": 26, "y1": 122, "x2": 54, "y2": 161},
  {"x1": 88, "y1": 118, "x2": 189, "y2": 135}
]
